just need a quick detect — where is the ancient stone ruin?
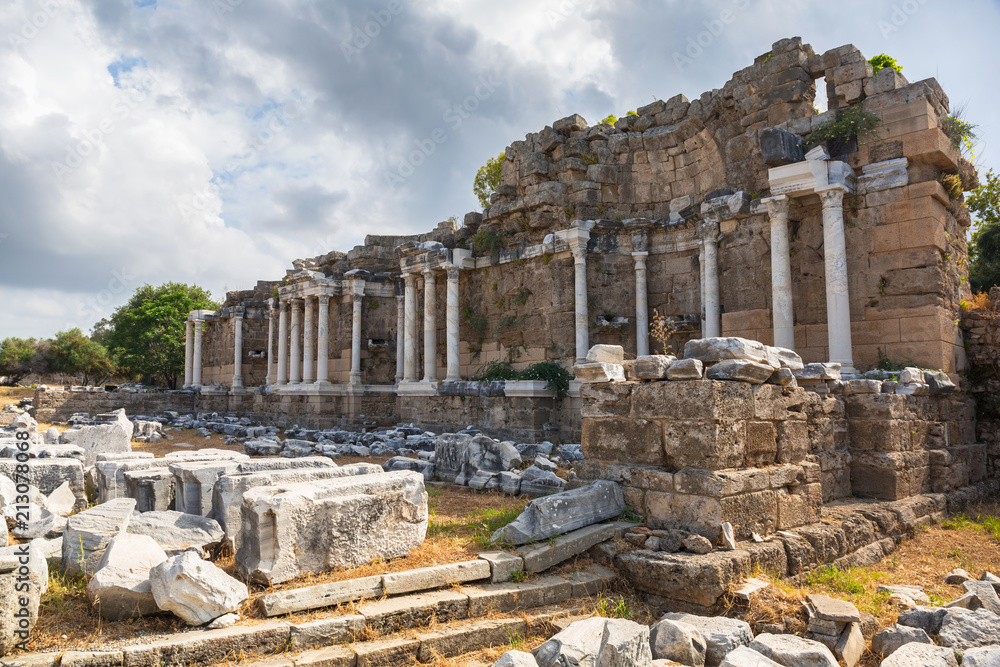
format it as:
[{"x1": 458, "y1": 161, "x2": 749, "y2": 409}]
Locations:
[{"x1": 4, "y1": 36, "x2": 1000, "y2": 667}]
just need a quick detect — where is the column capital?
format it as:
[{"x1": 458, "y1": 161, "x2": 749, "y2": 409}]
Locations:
[
  {"x1": 278, "y1": 299, "x2": 288, "y2": 312},
  {"x1": 698, "y1": 218, "x2": 720, "y2": 244},
  {"x1": 817, "y1": 184, "x2": 849, "y2": 209},
  {"x1": 761, "y1": 194, "x2": 791, "y2": 220},
  {"x1": 631, "y1": 251, "x2": 648, "y2": 269},
  {"x1": 403, "y1": 271, "x2": 418, "y2": 285},
  {"x1": 352, "y1": 292, "x2": 364, "y2": 304},
  {"x1": 422, "y1": 266, "x2": 438, "y2": 281},
  {"x1": 445, "y1": 265, "x2": 460, "y2": 281}
]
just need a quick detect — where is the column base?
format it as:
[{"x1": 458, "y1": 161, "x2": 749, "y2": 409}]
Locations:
[
  {"x1": 444, "y1": 376, "x2": 461, "y2": 383},
  {"x1": 349, "y1": 372, "x2": 362, "y2": 385}
]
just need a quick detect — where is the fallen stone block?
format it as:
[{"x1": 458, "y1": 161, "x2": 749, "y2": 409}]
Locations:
[
  {"x1": 494, "y1": 480, "x2": 624, "y2": 544},
  {"x1": 60, "y1": 409, "x2": 133, "y2": 465},
  {"x1": 719, "y1": 646, "x2": 781, "y2": 667},
  {"x1": 212, "y1": 465, "x2": 374, "y2": 552},
  {"x1": 937, "y1": 608, "x2": 1000, "y2": 651},
  {"x1": 433, "y1": 433, "x2": 521, "y2": 485},
  {"x1": 493, "y1": 650, "x2": 539, "y2": 667},
  {"x1": 124, "y1": 468, "x2": 175, "y2": 512},
  {"x1": 650, "y1": 618, "x2": 707, "y2": 666},
  {"x1": 749, "y1": 633, "x2": 838, "y2": 667},
  {"x1": 127, "y1": 510, "x2": 225, "y2": 557},
  {"x1": 62, "y1": 498, "x2": 136, "y2": 576},
  {"x1": 382, "y1": 560, "x2": 491, "y2": 595},
  {"x1": 667, "y1": 358, "x2": 704, "y2": 380},
  {"x1": 706, "y1": 359, "x2": 775, "y2": 384},
  {"x1": 0, "y1": 458, "x2": 86, "y2": 511},
  {"x1": 96, "y1": 457, "x2": 158, "y2": 504},
  {"x1": 519, "y1": 524, "x2": 616, "y2": 573},
  {"x1": 573, "y1": 362, "x2": 626, "y2": 383},
  {"x1": 662, "y1": 613, "x2": 752, "y2": 667},
  {"x1": 236, "y1": 471, "x2": 428, "y2": 585},
  {"x1": 384, "y1": 456, "x2": 435, "y2": 481},
  {"x1": 963, "y1": 647, "x2": 1000, "y2": 667},
  {"x1": 86, "y1": 534, "x2": 167, "y2": 620},
  {"x1": 478, "y1": 551, "x2": 525, "y2": 583},
  {"x1": 586, "y1": 345, "x2": 625, "y2": 365},
  {"x1": 879, "y1": 642, "x2": 959, "y2": 666},
  {"x1": 171, "y1": 460, "x2": 243, "y2": 517},
  {"x1": 871, "y1": 623, "x2": 932, "y2": 656},
  {"x1": 684, "y1": 337, "x2": 780, "y2": 370},
  {"x1": 519, "y1": 466, "x2": 566, "y2": 496},
  {"x1": 0, "y1": 543, "x2": 45, "y2": 658},
  {"x1": 150, "y1": 551, "x2": 249, "y2": 626},
  {"x1": 633, "y1": 355, "x2": 675, "y2": 380},
  {"x1": 963, "y1": 580, "x2": 1000, "y2": 615},
  {"x1": 532, "y1": 616, "x2": 652, "y2": 667}
]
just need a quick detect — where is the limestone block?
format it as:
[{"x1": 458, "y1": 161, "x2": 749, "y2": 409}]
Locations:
[
  {"x1": 795, "y1": 363, "x2": 842, "y2": 381},
  {"x1": 519, "y1": 466, "x2": 567, "y2": 496},
  {"x1": 433, "y1": 433, "x2": 521, "y2": 485},
  {"x1": 86, "y1": 534, "x2": 167, "y2": 620},
  {"x1": 574, "y1": 362, "x2": 626, "y2": 383},
  {"x1": 493, "y1": 480, "x2": 624, "y2": 545},
  {"x1": 661, "y1": 613, "x2": 753, "y2": 666},
  {"x1": 879, "y1": 642, "x2": 959, "y2": 666},
  {"x1": 684, "y1": 338, "x2": 781, "y2": 369},
  {"x1": 60, "y1": 409, "x2": 133, "y2": 465},
  {"x1": 719, "y1": 646, "x2": 781, "y2": 667},
  {"x1": 150, "y1": 552, "x2": 249, "y2": 626},
  {"x1": 963, "y1": 647, "x2": 1000, "y2": 667},
  {"x1": 0, "y1": 544, "x2": 45, "y2": 657},
  {"x1": 44, "y1": 485, "x2": 75, "y2": 521},
  {"x1": 124, "y1": 468, "x2": 175, "y2": 512},
  {"x1": 127, "y1": 510, "x2": 225, "y2": 557},
  {"x1": 633, "y1": 380, "x2": 753, "y2": 421},
  {"x1": 493, "y1": 651, "x2": 539, "y2": 667},
  {"x1": 520, "y1": 524, "x2": 616, "y2": 573},
  {"x1": 382, "y1": 560, "x2": 490, "y2": 595},
  {"x1": 706, "y1": 359, "x2": 774, "y2": 384},
  {"x1": 259, "y1": 576, "x2": 382, "y2": 617},
  {"x1": 478, "y1": 551, "x2": 524, "y2": 583},
  {"x1": 582, "y1": 418, "x2": 665, "y2": 466},
  {"x1": 871, "y1": 623, "x2": 932, "y2": 657},
  {"x1": 0, "y1": 458, "x2": 86, "y2": 510},
  {"x1": 96, "y1": 458, "x2": 158, "y2": 504},
  {"x1": 384, "y1": 456, "x2": 435, "y2": 481},
  {"x1": 667, "y1": 358, "x2": 704, "y2": 380},
  {"x1": 212, "y1": 465, "x2": 375, "y2": 552},
  {"x1": 834, "y1": 622, "x2": 864, "y2": 667},
  {"x1": 633, "y1": 355, "x2": 675, "y2": 380},
  {"x1": 170, "y1": 460, "x2": 242, "y2": 517},
  {"x1": 532, "y1": 617, "x2": 652, "y2": 667},
  {"x1": 585, "y1": 344, "x2": 625, "y2": 365},
  {"x1": 650, "y1": 618, "x2": 706, "y2": 666},
  {"x1": 749, "y1": 633, "x2": 838, "y2": 667},
  {"x1": 62, "y1": 498, "x2": 136, "y2": 576},
  {"x1": 760, "y1": 128, "x2": 805, "y2": 167},
  {"x1": 237, "y1": 471, "x2": 428, "y2": 585}
]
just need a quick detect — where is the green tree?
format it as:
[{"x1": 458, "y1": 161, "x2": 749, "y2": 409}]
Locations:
[
  {"x1": 473, "y1": 151, "x2": 505, "y2": 210},
  {"x1": 104, "y1": 283, "x2": 219, "y2": 388},
  {"x1": 968, "y1": 169, "x2": 1000, "y2": 293},
  {"x1": 47, "y1": 329, "x2": 115, "y2": 386},
  {"x1": 0, "y1": 338, "x2": 49, "y2": 385}
]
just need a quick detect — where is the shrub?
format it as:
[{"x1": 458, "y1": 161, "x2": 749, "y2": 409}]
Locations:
[
  {"x1": 868, "y1": 53, "x2": 903, "y2": 73},
  {"x1": 471, "y1": 228, "x2": 506, "y2": 257},
  {"x1": 805, "y1": 106, "x2": 882, "y2": 150}
]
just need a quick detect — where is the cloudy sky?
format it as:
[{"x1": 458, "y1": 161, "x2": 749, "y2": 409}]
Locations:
[{"x1": 2, "y1": 0, "x2": 998, "y2": 338}]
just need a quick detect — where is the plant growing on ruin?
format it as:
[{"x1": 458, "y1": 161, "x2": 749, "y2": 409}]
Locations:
[
  {"x1": 804, "y1": 105, "x2": 882, "y2": 151},
  {"x1": 519, "y1": 360, "x2": 572, "y2": 397},
  {"x1": 473, "y1": 151, "x2": 505, "y2": 210},
  {"x1": 600, "y1": 114, "x2": 617, "y2": 126},
  {"x1": 868, "y1": 53, "x2": 903, "y2": 73},
  {"x1": 471, "y1": 228, "x2": 506, "y2": 257},
  {"x1": 938, "y1": 173, "x2": 963, "y2": 200},
  {"x1": 649, "y1": 308, "x2": 676, "y2": 355},
  {"x1": 943, "y1": 109, "x2": 979, "y2": 159},
  {"x1": 512, "y1": 287, "x2": 532, "y2": 307}
]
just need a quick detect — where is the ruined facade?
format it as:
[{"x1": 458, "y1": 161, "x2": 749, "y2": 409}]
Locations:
[{"x1": 183, "y1": 37, "x2": 975, "y2": 434}]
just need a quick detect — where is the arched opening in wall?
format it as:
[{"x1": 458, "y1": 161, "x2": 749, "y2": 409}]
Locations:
[{"x1": 815, "y1": 75, "x2": 830, "y2": 115}]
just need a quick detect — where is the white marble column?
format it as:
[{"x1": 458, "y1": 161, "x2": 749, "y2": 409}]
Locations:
[
  {"x1": 302, "y1": 297, "x2": 315, "y2": 383},
  {"x1": 764, "y1": 195, "x2": 795, "y2": 350},
  {"x1": 183, "y1": 320, "x2": 194, "y2": 388},
  {"x1": 192, "y1": 320, "x2": 203, "y2": 387},
  {"x1": 700, "y1": 221, "x2": 721, "y2": 338},
  {"x1": 699, "y1": 245, "x2": 707, "y2": 334},
  {"x1": 265, "y1": 308, "x2": 275, "y2": 385},
  {"x1": 632, "y1": 252, "x2": 649, "y2": 357},
  {"x1": 317, "y1": 296, "x2": 330, "y2": 384},
  {"x1": 571, "y1": 243, "x2": 589, "y2": 364},
  {"x1": 350, "y1": 293, "x2": 363, "y2": 385},
  {"x1": 289, "y1": 299, "x2": 302, "y2": 384},
  {"x1": 395, "y1": 294, "x2": 405, "y2": 383},
  {"x1": 818, "y1": 185, "x2": 857, "y2": 373},
  {"x1": 423, "y1": 268, "x2": 438, "y2": 383},
  {"x1": 445, "y1": 266, "x2": 461, "y2": 382},
  {"x1": 232, "y1": 313, "x2": 244, "y2": 389},
  {"x1": 277, "y1": 300, "x2": 289, "y2": 385},
  {"x1": 403, "y1": 273, "x2": 418, "y2": 382}
]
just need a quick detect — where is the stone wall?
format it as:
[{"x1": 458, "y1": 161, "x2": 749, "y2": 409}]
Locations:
[
  {"x1": 962, "y1": 289, "x2": 1000, "y2": 478},
  {"x1": 575, "y1": 378, "x2": 982, "y2": 541}
]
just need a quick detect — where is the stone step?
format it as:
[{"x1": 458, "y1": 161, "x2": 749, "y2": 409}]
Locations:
[
  {"x1": 7, "y1": 565, "x2": 616, "y2": 667},
  {"x1": 242, "y1": 605, "x2": 589, "y2": 667}
]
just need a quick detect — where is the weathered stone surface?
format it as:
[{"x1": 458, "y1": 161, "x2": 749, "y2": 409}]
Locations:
[
  {"x1": 871, "y1": 623, "x2": 932, "y2": 657},
  {"x1": 586, "y1": 345, "x2": 625, "y2": 365},
  {"x1": 937, "y1": 608, "x2": 1000, "y2": 651},
  {"x1": 574, "y1": 362, "x2": 626, "y2": 383},
  {"x1": 706, "y1": 359, "x2": 775, "y2": 384},
  {"x1": 897, "y1": 605, "x2": 950, "y2": 635},
  {"x1": 633, "y1": 355, "x2": 675, "y2": 380},
  {"x1": 519, "y1": 465, "x2": 567, "y2": 496},
  {"x1": 794, "y1": 363, "x2": 841, "y2": 381},
  {"x1": 260, "y1": 575, "x2": 382, "y2": 617},
  {"x1": 478, "y1": 551, "x2": 524, "y2": 583},
  {"x1": 719, "y1": 646, "x2": 781, "y2": 667},
  {"x1": 434, "y1": 434, "x2": 521, "y2": 485},
  {"x1": 124, "y1": 468, "x2": 175, "y2": 513},
  {"x1": 834, "y1": 622, "x2": 864, "y2": 667},
  {"x1": 289, "y1": 614, "x2": 365, "y2": 650},
  {"x1": 879, "y1": 642, "x2": 959, "y2": 667},
  {"x1": 807, "y1": 594, "x2": 860, "y2": 623},
  {"x1": 749, "y1": 633, "x2": 838, "y2": 667},
  {"x1": 661, "y1": 613, "x2": 752, "y2": 667},
  {"x1": 493, "y1": 651, "x2": 540, "y2": 667},
  {"x1": 237, "y1": 471, "x2": 428, "y2": 585},
  {"x1": 0, "y1": 543, "x2": 45, "y2": 657},
  {"x1": 964, "y1": 580, "x2": 1000, "y2": 615},
  {"x1": 127, "y1": 511, "x2": 225, "y2": 557},
  {"x1": 382, "y1": 560, "x2": 490, "y2": 595},
  {"x1": 60, "y1": 409, "x2": 133, "y2": 465},
  {"x1": 962, "y1": 647, "x2": 1000, "y2": 667},
  {"x1": 943, "y1": 568, "x2": 971, "y2": 585},
  {"x1": 45, "y1": 482, "x2": 76, "y2": 517},
  {"x1": 0, "y1": 458, "x2": 86, "y2": 511},
  {"x1": 494, "y1": 480, "x2": 624, "y2": 544},
  {"x1": 171, "y1": 460, "x2": 243, "y2": 517},
  {"x1": 532, "y1": 617, "x2": 652, "y2": 667},
  {"x1": 683, "y1": 534, "x2": 713, "y2": 554},
  {"x1": 62, "y1": 498, "x2": 136, "y2": 576},
  {"x1": 649, "y1": 618, "x2": 706, "y2": 667},
  {"x1": 878, "y1": 585, "x2": 930, "y2": 604},
  {"x1": 667, "y1": 358, "x2": 704, "y2": 380},
  {"x1": 150, "y1": 552, "x2": 249, "y2": 626},
  {"x1": 684, "y1": 338, "x2": 780, "y2": 370},
  {"x1": 521, "y1": 524, "x2": 616, "y2": 573},
  {"x1": 760, "y1": 128, "x2": 804, "y2": 166},
  {"x1": 86, "y1": 534, "x2": 167, "y2": 620}
]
